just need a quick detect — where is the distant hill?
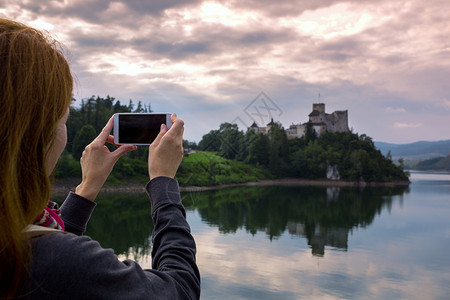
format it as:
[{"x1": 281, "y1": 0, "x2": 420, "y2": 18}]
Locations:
[
  {"x1": 415, "y1": 155, "x2": 450, "y2": 171},
  {"x1": 374, "y1": 140, "x2": 450, "y2": 160}
]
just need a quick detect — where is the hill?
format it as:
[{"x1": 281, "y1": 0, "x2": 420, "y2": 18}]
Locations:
[
  {"x1": 198, "y1": 122, "x2": 409, "y2": 183},
  {"x1": 374, "y1": 140, "x2": 450, "y2": 160},
  {"x1": 176, "y1": 151, "x2": 272, "y2": 186},
  {"x1": 415, "y1": 155, "x2": 450, "y2": 171}
]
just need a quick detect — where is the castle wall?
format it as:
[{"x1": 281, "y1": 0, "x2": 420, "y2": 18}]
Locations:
[
  {"x1": 286, "y1": 124, "x2": 306, "y2": 139},
  {"x1": 323, "y1": 110, "x2": 348, "y2": 133}
]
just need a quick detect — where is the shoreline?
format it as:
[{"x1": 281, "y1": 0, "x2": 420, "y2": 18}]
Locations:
[
  {"x1": 52, "y1": 177, "x2": 410, "y2": 194},
  {"x1": 179, "y1": 178, "x2": 410, "y2": 192}
]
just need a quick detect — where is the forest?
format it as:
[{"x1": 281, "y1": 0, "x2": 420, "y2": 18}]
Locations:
[
  {"x1": 414, "y1": 154, "x2": 450, "y2": 171},
  {"x1": 195, "y1": 121, "x2": 409, "y2": 183},
  {"x1": 56, "y1": 95, "x2": 409, "y2": 186}
]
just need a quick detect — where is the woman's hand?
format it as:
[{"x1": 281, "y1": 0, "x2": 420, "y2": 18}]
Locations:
[
  {"x1": 148, "y1": 113, "x2": 184, "y2": 180},
  {"x1": 75, "y1": 116, "x2": 137, "y2": 201}
]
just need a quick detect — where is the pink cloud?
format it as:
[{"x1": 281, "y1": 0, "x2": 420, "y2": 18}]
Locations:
[{"x1": 393, "y1": 122, "x2": 423, "y2": 129}]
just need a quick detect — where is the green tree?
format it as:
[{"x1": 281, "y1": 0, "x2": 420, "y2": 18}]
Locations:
[
  {"x1": 199, "y1": 129, "x2": 221, "y2": 152},
  {"x1": 236, "y1": 131, "x2": 251, "y2": 161},
  {"x1": 219, "y1": 123, "x2": 242, "y2": 160},
  {"x1": 267, "y1": 122, "x2": 289, "y2": 175},
  {"x1": 113, "y1": 100, "x2": 131, "y2": 113},
  {"x1": 54, "y1": 150, "x2": 81, "y2": 178},
  {"x1": 134, "y1": 101, "x2": 144, "y2": 112},
  {"x1": 66, "y1": 106, "x2": 83, "y2": 153},
  {"x1": 303, "y1": 121, "x2": 316, "y2": 143},
  {"x1": 303, "y1": 140, "x2": 327, "y2": 178},
  {"x1": 247, "y1": 133, "x2": 270, "y2": 166},
  {"x1": 72, "y1": 124, "x2": 97, "y2": 160}
]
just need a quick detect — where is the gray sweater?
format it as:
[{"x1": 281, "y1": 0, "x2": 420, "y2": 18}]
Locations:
[{"x1": 25, "y1": 177, "x2": 200, "y2": 299}]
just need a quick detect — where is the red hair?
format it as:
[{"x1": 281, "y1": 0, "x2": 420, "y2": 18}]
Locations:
[{"x1": 0, "y1": 18, "x2": 73, "y2": 298}]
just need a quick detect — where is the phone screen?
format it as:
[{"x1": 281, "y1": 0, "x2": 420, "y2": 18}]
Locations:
[{"x1": 118, "y1": 114, "x2": 166, "y2": 144}]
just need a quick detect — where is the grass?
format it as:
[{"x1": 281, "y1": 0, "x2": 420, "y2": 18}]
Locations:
[
  {"x1": 55, "y1": 150, "x2": 272, "y2": 187},
  {"x1": 176, "y1": 151, "x2": 272, "y2": 186}
]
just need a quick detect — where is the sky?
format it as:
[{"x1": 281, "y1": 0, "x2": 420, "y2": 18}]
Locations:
[{"x1": 1, "y1": 0, "x2": 449, "y2": 143}]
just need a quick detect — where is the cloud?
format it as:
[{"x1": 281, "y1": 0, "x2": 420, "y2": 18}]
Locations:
[
  {"x1": 436, "y1": 99, "x2": 450, "y2": 110},
  {"x1": 385, "y1": 107, "x2": 406, "y2": 113},
  {"x1": 1, "y1": 0, "x2": 449, "y2": 143},
  {"x1": 393, "y1": 122, "x2": 423, "y2": 129},
  {"x1": 136, "y1": 209, "x2": 448, "y2": 299}
]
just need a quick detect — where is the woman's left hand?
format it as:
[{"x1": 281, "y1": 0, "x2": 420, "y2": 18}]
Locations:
[{"x1": 75, "y1": 116, "x2": 136, "y2": 201}]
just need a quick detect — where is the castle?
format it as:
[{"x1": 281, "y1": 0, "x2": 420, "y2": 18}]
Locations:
[{"x1": 250, "y1": 103, "x2": 349, "y2": 138}]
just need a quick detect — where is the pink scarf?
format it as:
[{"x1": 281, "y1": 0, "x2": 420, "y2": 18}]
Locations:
[{"x1": 33, "y1": 201, "x2": 65, "y2": 231}]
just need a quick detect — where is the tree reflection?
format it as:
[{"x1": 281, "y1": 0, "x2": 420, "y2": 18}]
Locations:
[
  {"x1": 61, "y1": 185, "x2": 408, "y2": 258},
  {"x1": 84, "y1": 192, "x2": 154, "y2": 260},
  {"x1": 183, "y1": 185, "x2": 409, "y2": 256}
]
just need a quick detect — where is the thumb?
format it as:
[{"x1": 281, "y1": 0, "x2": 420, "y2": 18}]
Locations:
[{"x1": 151, "y1": 124, "x2": 167, "y2": 148}]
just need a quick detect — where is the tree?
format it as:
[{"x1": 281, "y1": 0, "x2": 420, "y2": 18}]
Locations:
[
  {"x1": 134, "y1": 101, "x2": 144, "y2": 112},
  {"x1": 143, "y1": 103, "x2": 152, "y2": 113},
  {"x1": 72, "y1": 125, "x2": 97, "y2": 160},
  {"x1": 219, "y1": 123, "x2": 242, "y2": 160},
  {"x1": 303, "y1": 121, "x2": 316, "y2": 143},
  {"x1": 66, "y1": 106, "x2": 83, "y2": 153},
  {"x1": 128, "y1": 99, "x2": 134, "y2": 111},
  {"x1": 247, "y1": 133, "x2": 270, "y2": 166},
  {"x1": 198, "y1": 129, "x2": 221, "y2": 152},
  {"x1": 54, "y1": 150, "x2": 81, "y2": 178},
  {"x1": 267, "y1": 122, "x2": 289, "y2": 175},
  {"x1": 113, "y1": 100, "x2": 131, "y2": 113},
  {"x1": 85, "y1": 96, "x2": 95, "y2": 124},
  {"x1": 236, "y1": 131, "x2": 250, "y2": 161}
]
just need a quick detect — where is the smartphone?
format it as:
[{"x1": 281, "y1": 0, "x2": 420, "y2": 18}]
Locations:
[{"x1": 113, "y1": 113, "x2": 172, "y2": 145}]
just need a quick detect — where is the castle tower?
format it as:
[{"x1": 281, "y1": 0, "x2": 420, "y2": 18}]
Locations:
[
  {"x1": 313, "y1": 103, "x2": 325, "y2": 113},
  {"x1": 266, "y1": 118, "x2": 275, "y2": 133}
]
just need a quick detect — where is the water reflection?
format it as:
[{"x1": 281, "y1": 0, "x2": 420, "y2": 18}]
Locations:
[
  {"x1": 85, "y1": 193, "x2": 154, "y2": 260},
  {"x1": 50, "y1": 176, "x2": 450, "y2": 299},
  {"x1": 52, "y1": 192, "x2": 154, "y2": 260},
  {"x1": 183, "y1": 185, "x2": 409, "y2": 256},
  {"x1": 53, "y1": 185, "x2": 409, "y2": 258}
]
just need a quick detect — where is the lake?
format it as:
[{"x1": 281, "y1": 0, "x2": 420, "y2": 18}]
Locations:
[{"x1": 53, "y1": 171, "x2": 450, "y2": 299}]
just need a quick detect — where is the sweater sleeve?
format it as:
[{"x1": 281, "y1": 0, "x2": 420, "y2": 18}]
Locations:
[
  {"x1": 60, "y1": 191, "x2": 96, "y2": 235},
  {"x1": 147, "y1": 177, "x2": 201, "y2": 298},
  {"x1": 29, "y1": 177, "x2": 200, "y2": 300}
]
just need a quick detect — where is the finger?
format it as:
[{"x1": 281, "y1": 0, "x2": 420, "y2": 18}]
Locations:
[
  {"x1": 166, "y1": 118, "x2": 184, "y2": 140},
  {"x1": 112, "y1": 144, "x2": 137, "y2": 159},
  {"x1": 170, "y1": 113, "x2": 178, "y2": 124},
  {"x1": 151, "y1": 123, "x2": 167, "y2": 148},
  {"x1": 105, "y1": 135, "x2": 119, "y2": 147},
  {"x1": 95, "y1": 115, "x2": 115, "y2": 143}
]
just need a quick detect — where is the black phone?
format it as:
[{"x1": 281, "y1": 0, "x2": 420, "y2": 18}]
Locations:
[{"x1": 113, "y1": 113, "x2": 172, "y2": 145}]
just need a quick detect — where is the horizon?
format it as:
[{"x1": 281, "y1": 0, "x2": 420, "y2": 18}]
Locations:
[
  {"x1": 2, "y1": 0, "x2": 449, "y2": 144},
  {"x1": 71, "y1": 95, "x2": 449, "y2": 144}
]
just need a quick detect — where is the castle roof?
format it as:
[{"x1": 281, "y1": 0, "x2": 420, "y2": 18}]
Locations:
[
  {"x1": 266, "y1": 118, "x2": 275, "y2": 126},
  {"x1": 309, "y1": 110, "x2": 321, "y2": 116},
  {"x1": 250, "y1": 121, "x2": 259, "y2": 128}
]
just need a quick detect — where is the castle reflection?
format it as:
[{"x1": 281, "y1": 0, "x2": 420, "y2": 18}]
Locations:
[
  {"x1": 53, "y1": 184, "x2": 408, "y2": 258},
  {"x1": 184, "y1": 185, "x2": 408, "y2": 256}
]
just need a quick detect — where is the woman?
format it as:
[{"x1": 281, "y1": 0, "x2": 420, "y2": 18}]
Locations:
[{"x1": 0, "y1": 19, "x2": 200, "y2": 299}]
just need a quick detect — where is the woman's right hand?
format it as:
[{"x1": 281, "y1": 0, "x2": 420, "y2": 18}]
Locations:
[
  {"x1": 148, "y1": 113, "x2": 184, "y2": 180},
  {"x1": 76, "y1": 116, "x2": 137, "y2": 201}
]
